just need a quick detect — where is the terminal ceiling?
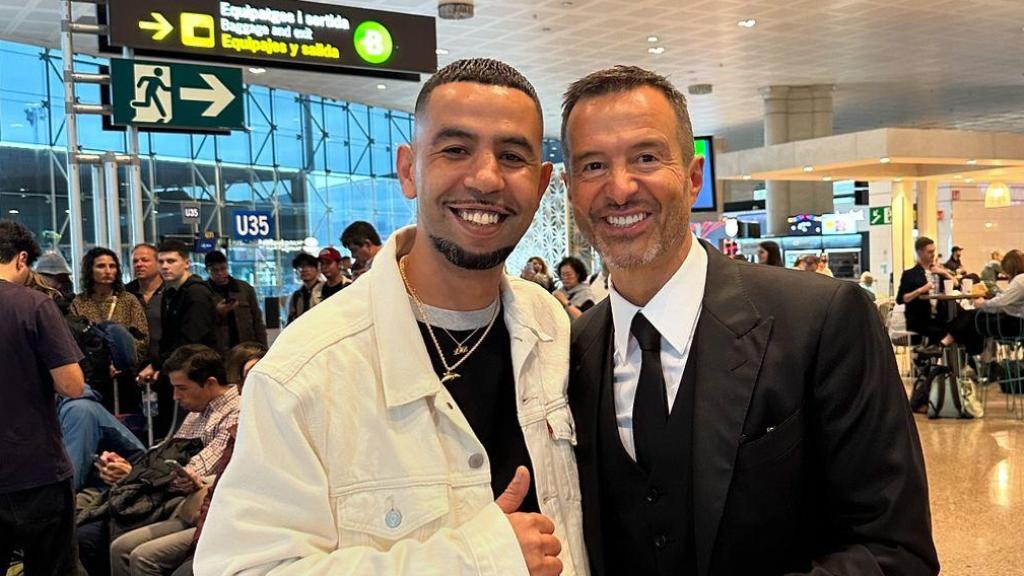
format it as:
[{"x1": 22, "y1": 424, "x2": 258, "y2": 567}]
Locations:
[{"x1": 2, "y1": 0, "x2": 1023, "y2": 150}]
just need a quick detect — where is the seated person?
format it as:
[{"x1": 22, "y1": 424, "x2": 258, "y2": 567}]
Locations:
[
  {"x1": 166, "y1": 342, "x2": 267, "y2": 576},
  {"x1": 897, "y1": 236, "x2": 956, "y2": 342},
  {"x1": 553, "y1": 256, "x2": 596, "y2": 319},
  {"x1": 58, "y1": 385, "x2": 146, "y2": 492},
  {"x1": 939, "y1": 250, "x2": 1024, "y2": 355},
  {"x1": 980, "y1": 251, "x2": 1005, "y2": 294},
  {"x1": 78, "y1": 345, "x2": 240, "y2": 576}
]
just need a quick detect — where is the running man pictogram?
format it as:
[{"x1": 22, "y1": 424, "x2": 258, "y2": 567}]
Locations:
[{"x1": 131, "y1": 67, "x2": 172, "y2": 123}]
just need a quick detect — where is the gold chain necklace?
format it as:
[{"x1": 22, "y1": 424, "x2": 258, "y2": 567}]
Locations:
[{"x1": 399, "y1": 255, "x2": 500, "y2": 384}]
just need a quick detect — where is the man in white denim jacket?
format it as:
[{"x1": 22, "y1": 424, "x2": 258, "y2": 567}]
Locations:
[{"x1": 195, "y1": 59, "x2": 588, "y2": 576}]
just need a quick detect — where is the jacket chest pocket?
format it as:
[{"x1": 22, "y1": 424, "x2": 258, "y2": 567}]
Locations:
[{"x1": 335, "y1": 484, "x2": 450, "y2": 550}]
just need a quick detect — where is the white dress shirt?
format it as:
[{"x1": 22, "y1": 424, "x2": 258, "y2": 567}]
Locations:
[{"x1": 608, "y1": 236, "x2": 708, "y2": 460}]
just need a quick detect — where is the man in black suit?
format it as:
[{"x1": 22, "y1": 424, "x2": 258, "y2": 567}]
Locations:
[{"x1": 560, "y1": 65, "x2": 938, "y2": 576}]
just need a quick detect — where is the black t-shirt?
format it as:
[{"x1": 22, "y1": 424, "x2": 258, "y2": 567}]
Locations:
[
  {"x1": 321, "y1": 280, "x2": 346, "y2": 300},
  {"x1": 417, "y1": 312, "x2": 540, "y2": 514},
  {"x1": 0, "y1": 280, "x2": 83, "y2": 493}
]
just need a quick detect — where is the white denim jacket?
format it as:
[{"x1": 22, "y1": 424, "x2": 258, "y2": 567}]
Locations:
[{"x1": 195, "y1": 227, "x2": 589, "y2": 576}]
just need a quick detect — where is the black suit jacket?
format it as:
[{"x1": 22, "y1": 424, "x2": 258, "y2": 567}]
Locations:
[{"x1": 569, "y1": 243, "x2": 938, "y2": 576}]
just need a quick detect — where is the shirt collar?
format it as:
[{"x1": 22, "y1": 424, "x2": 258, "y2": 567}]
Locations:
[
  {"x1": 202, "y1": 386, "x2": 239, "y2": 418},
  {"x1": 609, "y1": 234, "x2": 708, "y2": 362}
]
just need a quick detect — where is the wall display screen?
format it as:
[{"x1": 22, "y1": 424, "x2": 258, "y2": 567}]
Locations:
[
  {"x1": 692, "y1": 136, "x2": 717, "y2": 212},
  {"x1": 102, "y1": 0, "x2": 437, "y2": 80}
]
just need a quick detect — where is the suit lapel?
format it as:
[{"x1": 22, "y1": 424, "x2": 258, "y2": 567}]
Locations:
[
  {"x1": 692, "y1": 243, "x2": 773, "y2": 576},
  {"x1": 569, "y1": 299, "x2": 612, "y2": 576}
]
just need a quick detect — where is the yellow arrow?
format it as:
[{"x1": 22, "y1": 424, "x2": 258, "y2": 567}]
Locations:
[{"x1": 138, "y1": 12, "x2": 173, "y2": 41}]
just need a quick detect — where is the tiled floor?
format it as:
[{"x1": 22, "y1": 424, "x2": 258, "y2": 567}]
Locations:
[{"x1": 916, "y1": 386, "x2": 1024, "y2": 575}]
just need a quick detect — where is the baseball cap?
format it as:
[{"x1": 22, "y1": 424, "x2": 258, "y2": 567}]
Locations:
[{"x1": 318, "y1": 247, "x2": 342, "y2": 263}]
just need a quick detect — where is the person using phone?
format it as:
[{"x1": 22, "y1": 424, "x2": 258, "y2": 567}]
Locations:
[{"x1": 205, "y1": 250, "x2": 267, "y2": 352}]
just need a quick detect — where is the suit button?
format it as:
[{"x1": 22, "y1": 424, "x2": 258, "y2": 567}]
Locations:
[
  {"x1": 646, "y1": 487, "x2": 660, "y2": 503},
  {"x1": 468, "y1": 453, "x2": 485, "y2": 469},
  {"x1": 654, "y1": 535, "x2": 668, "y2": 549}
]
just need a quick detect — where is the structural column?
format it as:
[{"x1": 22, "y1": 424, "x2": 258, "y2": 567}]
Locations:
[
  {"x1": 917, "y1": 180, "x2": 939, "y2": 245},
  {"x1": 761, "y1": 85, "x2": 835, "y2": 235},
  {"x1": 891, "y1": 180, "x2": 916, "y2": 280}
]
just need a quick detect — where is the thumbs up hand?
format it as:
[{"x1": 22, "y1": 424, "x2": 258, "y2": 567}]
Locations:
[{"x1": 498, "y1": 466, "x2": 563, "y2": 575}]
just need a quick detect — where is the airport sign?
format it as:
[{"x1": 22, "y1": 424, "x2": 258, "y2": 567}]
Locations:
[{"x1": 102, "y1": 0, "x2": 436, "y2": 80}]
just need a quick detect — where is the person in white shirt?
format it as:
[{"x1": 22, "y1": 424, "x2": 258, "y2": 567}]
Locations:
[
  {"x1": 194, "y1": 59, "x2": 588, "y2": 576},
  {"x1": 562, "y1": 65, "x2": 936, "y2": 575}
]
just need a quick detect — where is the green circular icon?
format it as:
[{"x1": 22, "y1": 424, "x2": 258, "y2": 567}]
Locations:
[{"x1": 353, "y1": 21, "x2": 394, "y2": 64}]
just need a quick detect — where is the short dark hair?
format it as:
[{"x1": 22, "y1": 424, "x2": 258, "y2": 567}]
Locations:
[
  {"x1": 292, "y1": 253, "x2": 318, "y2": 269},
  {"x1": 157, "y1": 239, "x2": 190, "y2": 260},
  {"x1": 952, "y1": 245, "x2": 962, "y2": 252},
  {"x1": 915, "y1": 237, "x2": 935, "y2": 252},
  {"x1": 163, "y1": 344, "x2": 226, "y2": 387},
  {"x1": 340, "y1": 221, "x2": 382, "y2": 249},
  {"x1": 225, "y1": 341, "x2": 268, "y2": 388},
  {"x1": 81, "y1": 247, "x2": 126, "y2": 296},
  {"x1": 204, "y1": 250, "x2": 228, "y2": 267},
  {"x1": 414, "y1": 58, "x2": 542, "y2": 131},
  {"x1": 0, "y1": 219, "x2": 42, "y2": 266},
  {"x1": 561, "y1": 65, "x2": 694, "y2": 169},
  {"x1": 557, "y1": 256, "x2": 589, "y2": 281}
]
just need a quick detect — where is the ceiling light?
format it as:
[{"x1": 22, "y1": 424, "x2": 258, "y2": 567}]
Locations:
[
  {"x1": 984, "y1": 181, "x2": 1012, "y2": 208},
  {"x1": 965, "y1": 178, "x2": 975, "y2": 183},
  {"x1": 803, "y1": 165, "x2": 814, "y2": 172},
  {"x1": 985, "y1": 222, "x2": 993, "y2": 228},
  {"x1": 742, "y1": 175, "x2": 752, "y2": 180},
  {"x1": 18, "y1": 187, "x2": 27, "y2": 192},
  {"x1": 8, "y1": 209, "x2": 19, "y2": 215},
  {"x1": 647, "y1": 36, "x2": 659, "y2": 43},
  {"x1": 435, "y1": 48, "x2": 449, "y2": 55},
  {"x1": 376, "y1": 84, "x2": 387, "y2": 90},
  {"x1": 894, "y1": 178, "x2": 903, "y2": 183},
  {"x1": 822, "y1": 176, "x2": 833, "y2": 181},
  {"x1": 439, "y1": 0, "x2": 474, "y2": 20},
  {"x1": 248, "y1": 67, "x2": 266, "y2": 74},
  {"x1": 737, "y1": 19, "x2": 757, "y2": 28},
  {"x1": 647, "y1": 46, "x2": 665, "y2": 55},
  {"x1": 953, "y1": 175, "x2": 963, "y2": 180},
  {"x1": 967, "y1": 159, "x2": 977, "y2": 165},
  {"x1": 880, "y1": 157, "x2": 891, "y2": 164}
]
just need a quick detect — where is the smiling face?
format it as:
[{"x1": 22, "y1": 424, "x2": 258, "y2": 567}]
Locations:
[
  {"x1": 397, "y1": 81, "x2": 552, "y2": 271},
  {"x1": 564, "y1": 86, "x2": 703, "y2": 272}
]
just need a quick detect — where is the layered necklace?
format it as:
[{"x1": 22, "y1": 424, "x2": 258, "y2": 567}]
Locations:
[{"x1": 399, "y1": 255, "x2": 500, "y2": 384}]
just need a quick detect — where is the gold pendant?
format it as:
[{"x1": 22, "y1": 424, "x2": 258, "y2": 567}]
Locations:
[
  {"x1": 453, "y1": 344, "x2": 468, "y2": 355},
  {"x1": 441, "y1": 371, "x2": 461, "y2": 384}
]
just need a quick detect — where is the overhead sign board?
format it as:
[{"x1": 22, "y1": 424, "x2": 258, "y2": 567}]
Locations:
[
  {"x1": 233, "y1": 210, "x2": 275, "y2": 241},
  {"x1": 110, "y1": 58, "x2": 244, "y2": 131},
  {"x1": 182, "y1": 202, "x2": 202, "y2": 225},
  {"x1": 102, "y1": 0, "x2": 436, "y2": 80},
  {"x1": 869, "y1": 206, "x2": 892, "y2": 226}
]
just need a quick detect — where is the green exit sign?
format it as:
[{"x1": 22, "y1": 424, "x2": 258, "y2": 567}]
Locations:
[
  {"x1": 869, "y1": 206, "x2": 892, "y2": 226},
  {"x1": 110, "y1": 58, "x2": 245, "y2": 132}
]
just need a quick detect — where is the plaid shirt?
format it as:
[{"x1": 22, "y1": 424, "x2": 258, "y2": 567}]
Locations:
[{"x1": 174, "y1": 386, "x2": 240, "y2": 478}]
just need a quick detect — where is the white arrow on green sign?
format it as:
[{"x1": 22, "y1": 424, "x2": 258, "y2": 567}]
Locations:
[
  {"x1": 179, "y1": 74, "x2": 235, "y2": 117},
  {"x1": 109, "y1": 58, "x2": 245, "y2": 132}
]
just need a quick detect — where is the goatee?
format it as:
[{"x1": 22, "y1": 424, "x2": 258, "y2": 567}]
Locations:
[{"x1": 431, "y1": 235, "x2": 515, "y2": 270}]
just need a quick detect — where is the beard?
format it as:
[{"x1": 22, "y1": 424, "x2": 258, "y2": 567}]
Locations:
[
  {"x1": 430, "y1": 235, "x2": 516, "y2": 270},
  {"x1": 579, "y1": 200, "x2": 689, "y2": 269}
]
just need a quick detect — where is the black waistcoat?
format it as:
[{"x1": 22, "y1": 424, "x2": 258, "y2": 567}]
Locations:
[{"x1": 598, "y1": 347, "x2": 698, "y2": 576}]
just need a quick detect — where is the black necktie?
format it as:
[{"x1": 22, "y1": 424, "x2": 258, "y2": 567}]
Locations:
[{"x1": 631, "y1": 312, "x2": 668, "y2": 472}]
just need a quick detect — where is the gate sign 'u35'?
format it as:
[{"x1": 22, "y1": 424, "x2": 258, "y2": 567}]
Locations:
[
  {"x1": 102, "y1": 0, "x2": 437, "y2": 80},
  {"x1": 110, "y1": 58, "x2": 245, "y2": 131}
]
